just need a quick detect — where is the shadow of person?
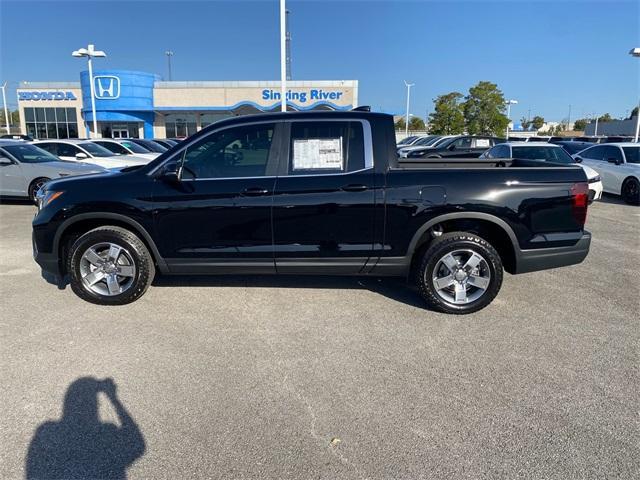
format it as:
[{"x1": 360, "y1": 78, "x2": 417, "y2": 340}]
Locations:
[{"x1": 26, "y1": 377, "x2": 145, "y2": 480}]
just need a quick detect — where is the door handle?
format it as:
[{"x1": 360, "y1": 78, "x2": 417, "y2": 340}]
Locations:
[
  {"x1": 341, "y1": 184, "x2": 368, "y2": 192},
  {"x1": 241, "y1": 187, "x2": 270, "y2": 196}
]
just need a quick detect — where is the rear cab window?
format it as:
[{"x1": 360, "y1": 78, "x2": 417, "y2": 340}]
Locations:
[{"x1": 287, "y1": 121, "x2": 367, "y2": 175}]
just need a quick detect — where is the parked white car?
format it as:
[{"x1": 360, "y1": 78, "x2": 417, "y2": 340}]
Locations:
[
  {"x1": 0, "y1": 140, "x2": 105, "y2": 202},
  {"x1": 573, "y1": 143, "x2": 640, "y2": 205},
  {"x1": 33, "y1": 139, "x2": 151, "y2": 169},
  {"x1": 90, "y1": 139, "x2": 160, "y2": 160},
  {"x1": 481, "y1": 142, "x2": 603, "y2": 202}
]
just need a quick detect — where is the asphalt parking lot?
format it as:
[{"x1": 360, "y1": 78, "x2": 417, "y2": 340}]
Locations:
[{"x1": 0, "y1": 197, "x2": 638, "y2": 479}]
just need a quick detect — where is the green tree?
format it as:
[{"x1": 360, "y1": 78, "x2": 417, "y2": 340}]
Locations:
[
  {"x1": 597, "y1": 113, "x2": 613, "y2": 123},
  {"x1": 531, "y1": 115, "x2": 545, "y2": 130},
  {"x1": 428, "y1": 92, "x2": 465, "y2": 134},
  {"x1": 0, "y1": 109, "x2": 20, "y2": 126},
  {"x1": 520, "y1": 116, "x2": 531, "y2": 131},
  {"x1": 573, "y1": 118, "x2": 587, "y2": 131},
  {"x1": 462, "y1": 81, "x2": 509, "y2": 135},
  {"x1": 409, "y1": 116, "x2": 426, "y2": 131},
  {"x1": 394, "y1": 118, "x2": 406, "y2": 130}
]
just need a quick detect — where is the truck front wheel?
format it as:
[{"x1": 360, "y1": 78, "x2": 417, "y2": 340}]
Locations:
[
  {"x1": 416, "y1": 231, "x2": 503, "y2": 314},
  {"x1": 67, "y1": 226, "x2": 155, "y2": 305}
]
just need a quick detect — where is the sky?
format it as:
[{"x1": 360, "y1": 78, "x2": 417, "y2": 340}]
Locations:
[{"x1": 0, "y1": 0, "x2": 638, "y2": 122}]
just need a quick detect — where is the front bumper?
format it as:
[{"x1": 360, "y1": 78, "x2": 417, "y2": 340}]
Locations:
[{"x1": 514, "y1": 231, "x2": 591, "y2": 274}]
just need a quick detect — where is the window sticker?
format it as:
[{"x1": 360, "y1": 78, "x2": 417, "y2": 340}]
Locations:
[
  {"x1": 475, "y1": 139, "x2": 490, "y2": 148},
  {"x1": 292, "y1": 137, "x2": 343, "y2": 170}
]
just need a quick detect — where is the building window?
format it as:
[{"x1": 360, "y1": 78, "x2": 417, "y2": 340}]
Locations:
[
  {"x1": 164, "y1": 113, "x2": 197, "y2": 138},
  {"x1": 24, "y1": 107, "x2": 78, "y2": 139}
]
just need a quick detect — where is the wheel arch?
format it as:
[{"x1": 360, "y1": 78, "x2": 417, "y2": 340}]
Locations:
[
  {"x1": 407, "y1": 212, "x2": 519, "y2": 274},
  {"x1": 54, "y1": 213, "x2": 167, "y2": 275}
]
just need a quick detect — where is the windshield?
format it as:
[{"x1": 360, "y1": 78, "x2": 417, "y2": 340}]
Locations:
[
  {"x1": 133, "y1": 139, "x2": 167, "y2": 153},
  {"x1": 622, "y1": 147, "x2": 639, "y2": 163},
  {"x1": 119, "y1": 141, "x2": 151, "y2": 154},
  {"x1": 1, "y1": 144, "x2": 60, "y2": 163},
  {"x1": 398, "y1": 136, "x2": 417, "y2": 145},
  {"x1": 413, "y1": 136, "x2": 439, "y2": 146},
  {"x1": 434, "y1": 137, "x2": 457, "y2": 148},
  {"x1": 79, "y1": 142, "x2": 116, "y2": 157},
  {"x1": 559, "y1": 142, "x2": 590, "y2": 154},
  {"x1": 512, "y1": 146, "x2": 575, "y2": 164}
]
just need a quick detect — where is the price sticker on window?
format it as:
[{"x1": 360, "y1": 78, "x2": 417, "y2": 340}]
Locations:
[{"x1": 293, "y1": 138, "x2": 343, "y2": 170}]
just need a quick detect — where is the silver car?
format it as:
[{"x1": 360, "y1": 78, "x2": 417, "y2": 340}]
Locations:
[{"x1": 0, "y1": 140, "x2": 105, "y2": 202}]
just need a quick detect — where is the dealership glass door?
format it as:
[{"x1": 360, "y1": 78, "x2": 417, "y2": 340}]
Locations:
[{"x1": 100, "y1": 123, "x2": 140, "y2": 138}]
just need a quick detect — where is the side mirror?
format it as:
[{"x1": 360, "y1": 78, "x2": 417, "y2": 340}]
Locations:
[
  {"x1": 0, "y1": 156, "x2": 13, "y2": 166},
  {"x1": 574, "y1": 156, "x2": 583, "y2": 163},
  {"x1": 607, "y1": 158, "x2": 621, "y2": 165},
  {"x1": 160, "y1": 161, "x2": 181, "y2": 184},
  {"x1": 76, "y1": 152, "x2": 88, "y2": 160}
]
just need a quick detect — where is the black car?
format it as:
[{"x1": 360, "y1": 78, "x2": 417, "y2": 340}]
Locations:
[
  {"x1": 151, "y1": 139, "x2": 178, "y2": 149},
  {"x1": 125, "y1": 138, "x2": 168, "y2": 153},
  {"x1": 33, "y1": 111, "x2": 591, "y2": 314},
  {"x1": 554, "y1": 141, "x2": 593, "y2": 155},
  {"x1": 406, "y1": 136, "x2": 504, "y2": 158}
]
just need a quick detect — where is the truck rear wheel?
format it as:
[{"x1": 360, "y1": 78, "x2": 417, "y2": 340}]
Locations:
[
  {"x1": 67, "y1": 226, "x2": 155, "y2": 305},
  {"x1": 416, "y1": 231, "x2": 503, "y2": 314}
]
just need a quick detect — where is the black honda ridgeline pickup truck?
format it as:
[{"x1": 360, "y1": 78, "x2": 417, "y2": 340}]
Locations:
[{"x1": 33, "y1": 111, "x2": 591, "y2": 314}]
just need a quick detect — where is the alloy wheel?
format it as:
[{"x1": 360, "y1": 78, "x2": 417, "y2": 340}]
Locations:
[
  {"x1": 430, "y1": 249, "x2": 491, "y2": 304},
  {"x1": 79, "y1": 242, "x2": 136, "y2": 296}
]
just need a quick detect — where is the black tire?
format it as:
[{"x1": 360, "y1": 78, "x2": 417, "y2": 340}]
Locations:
[
  {"x1": 416, "y1": 231, "x2": 503, "y2": 314},
  {"x1": 67, "y1": 226, "x2": 155, "y2": 305},
  {"x1": 28, "y1": 177, "x2": 50, "y2": 204},
  {"x1": 621, "y1": 178, "x2": 640, "y2": 205}
]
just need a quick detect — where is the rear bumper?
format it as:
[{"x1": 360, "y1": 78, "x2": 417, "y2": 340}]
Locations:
[{"x1": 514, "y1": 231, "x2": 591, "y2": 274}]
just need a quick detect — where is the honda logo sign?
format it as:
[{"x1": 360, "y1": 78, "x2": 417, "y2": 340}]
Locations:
[{"x1": 94, "y1": 76, "x2": 120, "y2": 99}]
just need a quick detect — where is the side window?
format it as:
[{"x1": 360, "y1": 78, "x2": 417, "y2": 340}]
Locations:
[
  {"x1": 473, "y1": 138, "x2": 492, "y2": 149},
  {"x1": 452, "y1": 137, "x2": 472, "y2": 149},
  {"x1": 36, "y1": 143, "x2": 57, "y2": 155},
  {"x1": 181, "y1": 123, "x2": 274, "y2": 179},
  {"x1": 603, "y1": 146, "x2": 623, "y2": 162},
  {"x1": 583, "y1": 146, "x2": 606, "y2": 161},
  {"x1": 57, "y1": 143, "x2": 81, "y2": 158},
  {"x1": 288, "y1": 121, "x2": 365, "y2": 174}
]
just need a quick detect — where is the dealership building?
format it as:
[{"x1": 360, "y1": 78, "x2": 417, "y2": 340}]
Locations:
[{"x1": 16, "y1": 70, "x2": 359, "y2": 139}]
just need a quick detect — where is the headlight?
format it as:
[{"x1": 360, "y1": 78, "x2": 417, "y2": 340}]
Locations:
[
  {"x1": 588, "y1": 175, "x2": 601, "y2": 184},
  {"x1": 38, "y1": 190, "x2": 64, "y2": 210}
]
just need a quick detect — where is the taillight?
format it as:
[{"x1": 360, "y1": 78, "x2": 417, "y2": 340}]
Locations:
[{"x1": 571, "y1": 182, "x2": 589, "y2": 225}]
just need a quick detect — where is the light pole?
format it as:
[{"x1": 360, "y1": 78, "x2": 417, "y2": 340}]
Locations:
[
  {"x1": 505, "y1": 99, "x2": 518, "y2": 138},
  {"x1": 594, "y1": 113, "x2": 599, "y2": 136},
  {"x1": 1, "y1": 82, "x2": 9, "y2": 134},
  {"x1": 165, "y1": 51, "x2": 174, "y2": 81},
  {"x1": 630, "y1": 48, "x2": 640, "y2": 142},
  {"x1": 72, "y1": 44, "x2": 106, "y2": 139},
  {"x1": 404, "y1": 81, "x2": 414, "y2": 138},
  {"x1": 280, "y1": 0, "x2": 287, "y2": 112}
]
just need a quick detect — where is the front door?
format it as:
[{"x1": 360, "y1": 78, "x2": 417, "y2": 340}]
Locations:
[
  {"x1": 112, "y1": 127, "x2": 129, "y2": 139},
  {"x1": 153, "y1": 121, "x2": 281, "y2": 274},
  {"x1": 272, "y1": 120, "x2": 377, "y2": 274}
]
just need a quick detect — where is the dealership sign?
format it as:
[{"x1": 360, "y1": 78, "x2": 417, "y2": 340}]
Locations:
[
  {"x1": 18, "y1": 91, "x2": 77, "y2": 101},
  {"x1": 262, "y1": 89, "x2": 344, "y2": 103}
]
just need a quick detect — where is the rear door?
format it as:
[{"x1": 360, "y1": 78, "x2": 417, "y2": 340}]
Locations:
[
  {"x1": 272, "y1": 119, "x2": 376, "y2": 274},
  {"x1": 441, "y1": 137, "x2": 473, "y2": 157}
]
